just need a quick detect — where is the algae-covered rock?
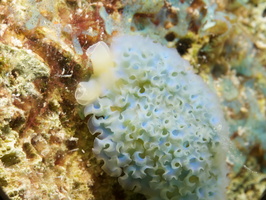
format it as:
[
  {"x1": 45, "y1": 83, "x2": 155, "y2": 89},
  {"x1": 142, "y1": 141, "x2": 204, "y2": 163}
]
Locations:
[{"x1": 0, "y1": 42, "x2": 97, "y2": 199}]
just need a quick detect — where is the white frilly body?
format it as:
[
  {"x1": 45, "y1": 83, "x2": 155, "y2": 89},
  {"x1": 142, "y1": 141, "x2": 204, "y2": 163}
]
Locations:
[{"x1": 75, "y1": 35, "x2": 229, "y2": 200}]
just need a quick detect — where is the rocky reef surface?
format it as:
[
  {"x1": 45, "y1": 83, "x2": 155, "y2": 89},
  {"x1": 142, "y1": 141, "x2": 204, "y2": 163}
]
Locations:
[{"x1": 0, "y1": 0, "x2": 265, "y2": 199}]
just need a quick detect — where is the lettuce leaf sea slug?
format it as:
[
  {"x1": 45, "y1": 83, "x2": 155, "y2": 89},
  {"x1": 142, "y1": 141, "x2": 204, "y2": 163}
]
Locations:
[{"x1": 75, "y1": 35, "x2": 229, "y2": 200}]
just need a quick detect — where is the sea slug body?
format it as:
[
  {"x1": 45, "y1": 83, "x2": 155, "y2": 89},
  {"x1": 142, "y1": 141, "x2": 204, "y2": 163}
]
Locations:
[{"x1": 76, "y1": 35, "x2": 229, "y2": 200}]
